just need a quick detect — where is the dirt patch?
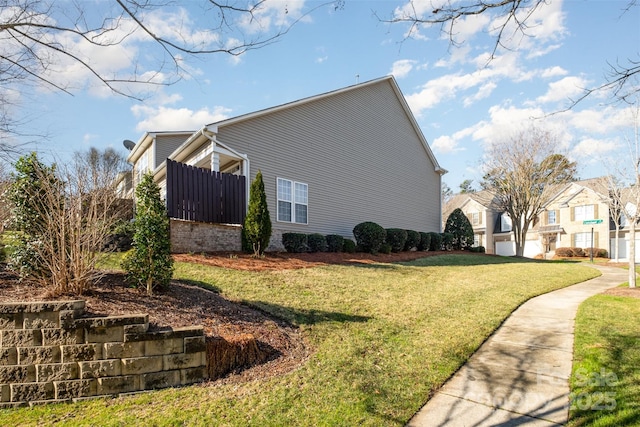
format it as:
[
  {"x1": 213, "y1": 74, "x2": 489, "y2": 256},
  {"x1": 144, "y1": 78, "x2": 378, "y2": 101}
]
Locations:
[
  {"x1": 173, "y1": 250, "x2": 453, "y2": 271},
  {"x1": 602, "y1": 287, "x2": 640, "y2": 299}
]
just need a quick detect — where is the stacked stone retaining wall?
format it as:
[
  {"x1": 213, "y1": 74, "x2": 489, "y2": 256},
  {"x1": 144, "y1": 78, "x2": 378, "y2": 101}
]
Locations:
[{"x1": 0, "y1": 301, "x2": 206, "y2": 407}]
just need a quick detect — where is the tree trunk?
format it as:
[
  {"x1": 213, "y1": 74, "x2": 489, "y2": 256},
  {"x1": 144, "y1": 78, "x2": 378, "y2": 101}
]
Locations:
[
  {"x1": 629, "y1": 223, "x2": 636, "y2": 288},
  {"x1": 615, "y1": 228, "x2": 620, "y2": 263}
]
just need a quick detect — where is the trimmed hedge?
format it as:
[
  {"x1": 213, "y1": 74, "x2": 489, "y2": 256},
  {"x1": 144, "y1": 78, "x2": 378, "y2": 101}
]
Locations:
[
  {"x1": 386, "y1": 228, "x2": 408, "y2": 253},
  {"x1": 326, "y1": 234, "x2": 344, "y2": 253},
  {"x1": 555, "y1": 247, "x2": 608, "y2": 258},
  {"x1": 343, "y1": 238, "x2": 356, "y2": 253},
  {"x1": 404, "y1": 230, "x2": 421, "y2": 251},
  {"x1": 379, "y1": 243, "x2": 392, "y2": 254},
  {"x1": 282, "y1": 233, "x2": 307, "y2": 253},
  {"x1": 469, "y1": 246, "x2": 485, "y2": 253},
  {"x1": 418, "y1": 232, "x2": 431, "y2": 251},
  {"x1": 429, "y1": 232, "x2": 442, "y2": 252},
  {"x1": 307, "y1": 233, "x2": 327, "y2": 253},
  {"x1": 353, "y1": 222, "x2": 386, "y2": 254},
  {"x1": 585, "y1": 247, "x2": 608, "y2": 258}
]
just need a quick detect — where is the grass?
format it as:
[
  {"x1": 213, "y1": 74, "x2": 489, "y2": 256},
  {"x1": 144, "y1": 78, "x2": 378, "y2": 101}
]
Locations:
[
  {"x1": 1, "y1": 254, "x2": 600, "y2": 426},
  {"x1": 568, "y1": 292, "x2": 640, "y2": 426}
]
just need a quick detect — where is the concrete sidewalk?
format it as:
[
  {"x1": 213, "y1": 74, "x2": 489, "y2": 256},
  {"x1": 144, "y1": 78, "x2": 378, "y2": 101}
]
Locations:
[{"x1": 408, "y1": 264, "x2": 628, "y2": 427}]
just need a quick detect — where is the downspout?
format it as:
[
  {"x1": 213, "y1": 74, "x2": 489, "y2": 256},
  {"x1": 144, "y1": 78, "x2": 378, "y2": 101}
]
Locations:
[{"x1": 436, "y1": 167, "x2": 447, "y2": 233}]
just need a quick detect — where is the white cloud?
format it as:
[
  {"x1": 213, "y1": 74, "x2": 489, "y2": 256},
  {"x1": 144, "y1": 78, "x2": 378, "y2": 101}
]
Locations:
[
  {"x1": 463, "y1": 82, "x2": 497, "y2": 107},
  {"x1": 431, "y1": 135, "x2": 462, "y2": 154},
  {"x1": 390, "y1": 59, "x2": 417, "y2": 78},
  {"x1": 431, "y1": 126, "x2": 478, "y2": 154},
  {"x1": 571, "y1": 137, "x2": 619, "y2": 159},
  {"x1": 540, "y1": 66, "x2": 568, "y2": 79},
  {"x1": 132, "y1": 105, "x2": 232, "y2": 132},
  {"x1": 536, "y1": 76, "x2": 589, "y2": 104},
  {"x1": 237, "y1": 0, "x2": 310, "y2": 35},
  {"x1": 489, "y1": 0, "x2": 567, "y2": 53},
  {"x1": 406, "y1": 52, "x2": 526, "y2": 115}
]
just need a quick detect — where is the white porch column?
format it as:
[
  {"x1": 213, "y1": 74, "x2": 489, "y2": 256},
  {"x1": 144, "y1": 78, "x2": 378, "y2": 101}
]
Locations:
[{"x1": 211, "y1": 152, "x2": 220, "y2": 172}]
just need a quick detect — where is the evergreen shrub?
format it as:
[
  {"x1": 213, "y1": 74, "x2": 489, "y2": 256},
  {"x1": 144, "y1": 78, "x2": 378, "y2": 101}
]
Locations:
[
  {"x1": 353, "y1": 222, "x2": 386, "y2": 254},
  {"x1": 326, "y1": 234, "x2": 344, "y2": 253},
  {"x1": 385, "y1": 228, "x2": 408, "y2": 253},
  {"x1": 282, "y1": 233, "x2": 307, "y2": 253}
]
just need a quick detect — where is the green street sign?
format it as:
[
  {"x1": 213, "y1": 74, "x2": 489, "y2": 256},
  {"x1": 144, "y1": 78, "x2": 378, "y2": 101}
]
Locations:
[{"x1": 583, "y1": 219, "x2": 603, "y2": 225}]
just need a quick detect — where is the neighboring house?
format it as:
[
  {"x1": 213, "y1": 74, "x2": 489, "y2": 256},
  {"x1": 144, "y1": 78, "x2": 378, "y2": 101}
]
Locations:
[
  {"x1": 443, "y1": 190, "x2": 500, "y2": 253},
  {"x1": 539, "y1": 179, "x2": 610, "y2": 257},
  {"x1": 443, "y1": 190, "x2": 539, "y2": 256},
  {"x1": 444, "y1": 178, "x2": 626, "y2": 259},
  {"x1": 126, "y1": 76, "x2": 446, "y2": 252},
  {"x1": 608, "y1": 187, "x2": 640, "y2": 262}
]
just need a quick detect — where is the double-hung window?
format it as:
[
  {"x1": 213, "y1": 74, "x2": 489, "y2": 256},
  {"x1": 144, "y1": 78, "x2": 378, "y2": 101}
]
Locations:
[
  {"x1": 277, "y1": 178, "x2": 308, "y2": 224},
  {"x1": 547, "y1": 210, "x2": 557, "y2": 225},
  {"x1": 574, "y1": 205, "x2": 594, "y2": 222},
  {"x1": 574, "y1": 232, "x2": 593, "y2": 248}
]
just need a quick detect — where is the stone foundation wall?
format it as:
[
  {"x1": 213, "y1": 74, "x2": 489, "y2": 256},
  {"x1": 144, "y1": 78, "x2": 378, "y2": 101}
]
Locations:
[
  {"x1": 0, "y1": 301, "x2": 206, "y2": 407},
  {"x1": 170, "y1": 219, "x2": 285, "y2": 253},
  {"x1": 170, "y1": 219, "x2": 242, "y2": 253}
]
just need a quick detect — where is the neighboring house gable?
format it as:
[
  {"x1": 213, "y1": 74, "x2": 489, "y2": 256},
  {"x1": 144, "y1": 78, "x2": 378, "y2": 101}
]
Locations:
[
  {"x1": 443, "y1": 190, "x2": 500, "y2": 253},
  {"x1": 541, "y1": 181, "x2": 610, "y2": 254}
]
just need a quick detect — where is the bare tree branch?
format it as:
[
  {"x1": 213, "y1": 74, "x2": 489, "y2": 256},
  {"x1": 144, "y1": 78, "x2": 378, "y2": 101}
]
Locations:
[
  {"x1": 379, "y1": 0, "x2": 639, "y2": 107},
  {"x1": 0, "y1": 0, "x2": 337, "y2": 149}
]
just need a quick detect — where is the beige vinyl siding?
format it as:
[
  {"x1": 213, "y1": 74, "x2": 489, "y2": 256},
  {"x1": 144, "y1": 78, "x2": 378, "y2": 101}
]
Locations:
[
  {"x1": 216, "y1": 79, "x2": 441, "y2": 238},
  {"x1": 155, "y1": 134, "x2": 190, "y2": 169}
]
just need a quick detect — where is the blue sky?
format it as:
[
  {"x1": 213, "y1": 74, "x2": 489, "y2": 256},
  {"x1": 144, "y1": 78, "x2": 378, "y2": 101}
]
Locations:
[{"x1": 8, "y1": 0, "x2": 640, "y2": 191}]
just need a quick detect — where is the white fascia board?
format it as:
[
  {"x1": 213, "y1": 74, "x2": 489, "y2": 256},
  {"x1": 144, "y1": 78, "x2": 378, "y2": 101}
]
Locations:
[{"x1": 127, "y1": 133, "x2": 154, "y2": 164}]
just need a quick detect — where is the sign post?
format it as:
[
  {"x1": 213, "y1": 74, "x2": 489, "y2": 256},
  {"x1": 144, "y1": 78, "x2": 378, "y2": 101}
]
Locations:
[{"x1": 582, "y1": 219, "x2": 603, "y2": 262}]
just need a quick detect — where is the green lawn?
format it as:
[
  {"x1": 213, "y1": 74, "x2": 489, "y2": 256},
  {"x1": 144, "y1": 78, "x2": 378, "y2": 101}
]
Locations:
[
  {"x1": 1, "y1": 254, "x2": 600, "y2": 426},
  {"x1": 568, "y1": 292, "x2": 640, "y2": 426}
]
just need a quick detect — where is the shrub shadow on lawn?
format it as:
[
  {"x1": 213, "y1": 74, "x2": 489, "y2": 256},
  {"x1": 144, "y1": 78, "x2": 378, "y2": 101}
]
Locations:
[
  {"x1": 243, "y1": 300, "x2": 371, "y2": 326},
  {"x1": 399, "y1": 254, "x2": 586, "y2": 268},
  {"x1": 344, "y1": 253, "x2": 575, "y2": 269}
]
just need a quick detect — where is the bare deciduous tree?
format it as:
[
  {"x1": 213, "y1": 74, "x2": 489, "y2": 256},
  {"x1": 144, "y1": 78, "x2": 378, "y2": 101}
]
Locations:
[
  {"x1": 0, "y1": 0, "x2": 339, "y2": 150},
  {"x1": 600, "y1": 103, "x2": 640, "y2": 287},
  {"x1": 380, "y1": 0, "x2": 639, "y2": 106},
  {"x1": 6, "y1": 148, "x2": 130, "y2": 295},
  {"x1": 481, "y1": 126, "x2": 577, "y2": 257}
]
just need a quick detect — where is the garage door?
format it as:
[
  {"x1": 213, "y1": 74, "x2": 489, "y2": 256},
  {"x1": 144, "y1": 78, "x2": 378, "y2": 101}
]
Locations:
[{"x1": 495, "y1": 240, "x2": 542, "y2": 258}]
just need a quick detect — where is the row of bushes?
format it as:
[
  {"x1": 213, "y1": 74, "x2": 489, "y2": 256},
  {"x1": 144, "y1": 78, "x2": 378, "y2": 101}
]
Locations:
[
  {"x1": 555, "y1": 247, "x2": 608, "y2": 258},
  {"x1": 281, "y1": 222, "x2": 488, "y2": 255},
  {"x1": 282, "y1": 233, "x2": 357, "y2": 253}
]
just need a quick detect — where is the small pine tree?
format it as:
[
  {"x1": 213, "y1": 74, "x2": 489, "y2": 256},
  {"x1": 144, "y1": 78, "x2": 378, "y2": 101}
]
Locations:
[
  {"x1": 243, "y1": 170, "x2": 272, "y2": 256},
  {"x1": 6, "y1": 153, "x2": 60, "y2": 279},
  {"x1": 444, "y1": 208, "x2": 475, "y2": 250},
  {"x1": 122, "y1": 173, "x2": 173, "y2": 295}
]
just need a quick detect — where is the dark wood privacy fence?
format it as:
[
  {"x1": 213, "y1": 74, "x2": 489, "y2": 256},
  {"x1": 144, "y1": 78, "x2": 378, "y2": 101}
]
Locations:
[{"x1": 166, "y1": 159, "x2": 246, "y2": 224}]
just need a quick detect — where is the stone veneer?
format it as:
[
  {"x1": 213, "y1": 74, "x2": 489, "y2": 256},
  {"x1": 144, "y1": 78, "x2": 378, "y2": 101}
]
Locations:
[
  {"x1": 170, "y1": 219, "x2": 285, "y2": 253},
  {"x1": 0, "y1": 300, "x2": 206, "y2": 407}
]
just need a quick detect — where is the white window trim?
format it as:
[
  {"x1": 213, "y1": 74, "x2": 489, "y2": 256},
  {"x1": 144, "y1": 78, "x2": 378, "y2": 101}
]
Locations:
[
  {"x1": 574, "y1": 232, "x2": 593, "y2": 248},
  {"x1": 471, "y1": 212, "x2": 480, "y2": 226},
  {"x1": 575, "y1": 204, "x2": 594, "y2": 222},
  {"x1": 277, "y1": 177, "x2": 308, "y2": 225}
]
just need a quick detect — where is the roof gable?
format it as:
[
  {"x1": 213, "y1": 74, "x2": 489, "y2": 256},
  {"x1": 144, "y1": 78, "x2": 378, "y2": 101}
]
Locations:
[{"x1": 206, "y1": 76, "x2": 445, "y2": 175}]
